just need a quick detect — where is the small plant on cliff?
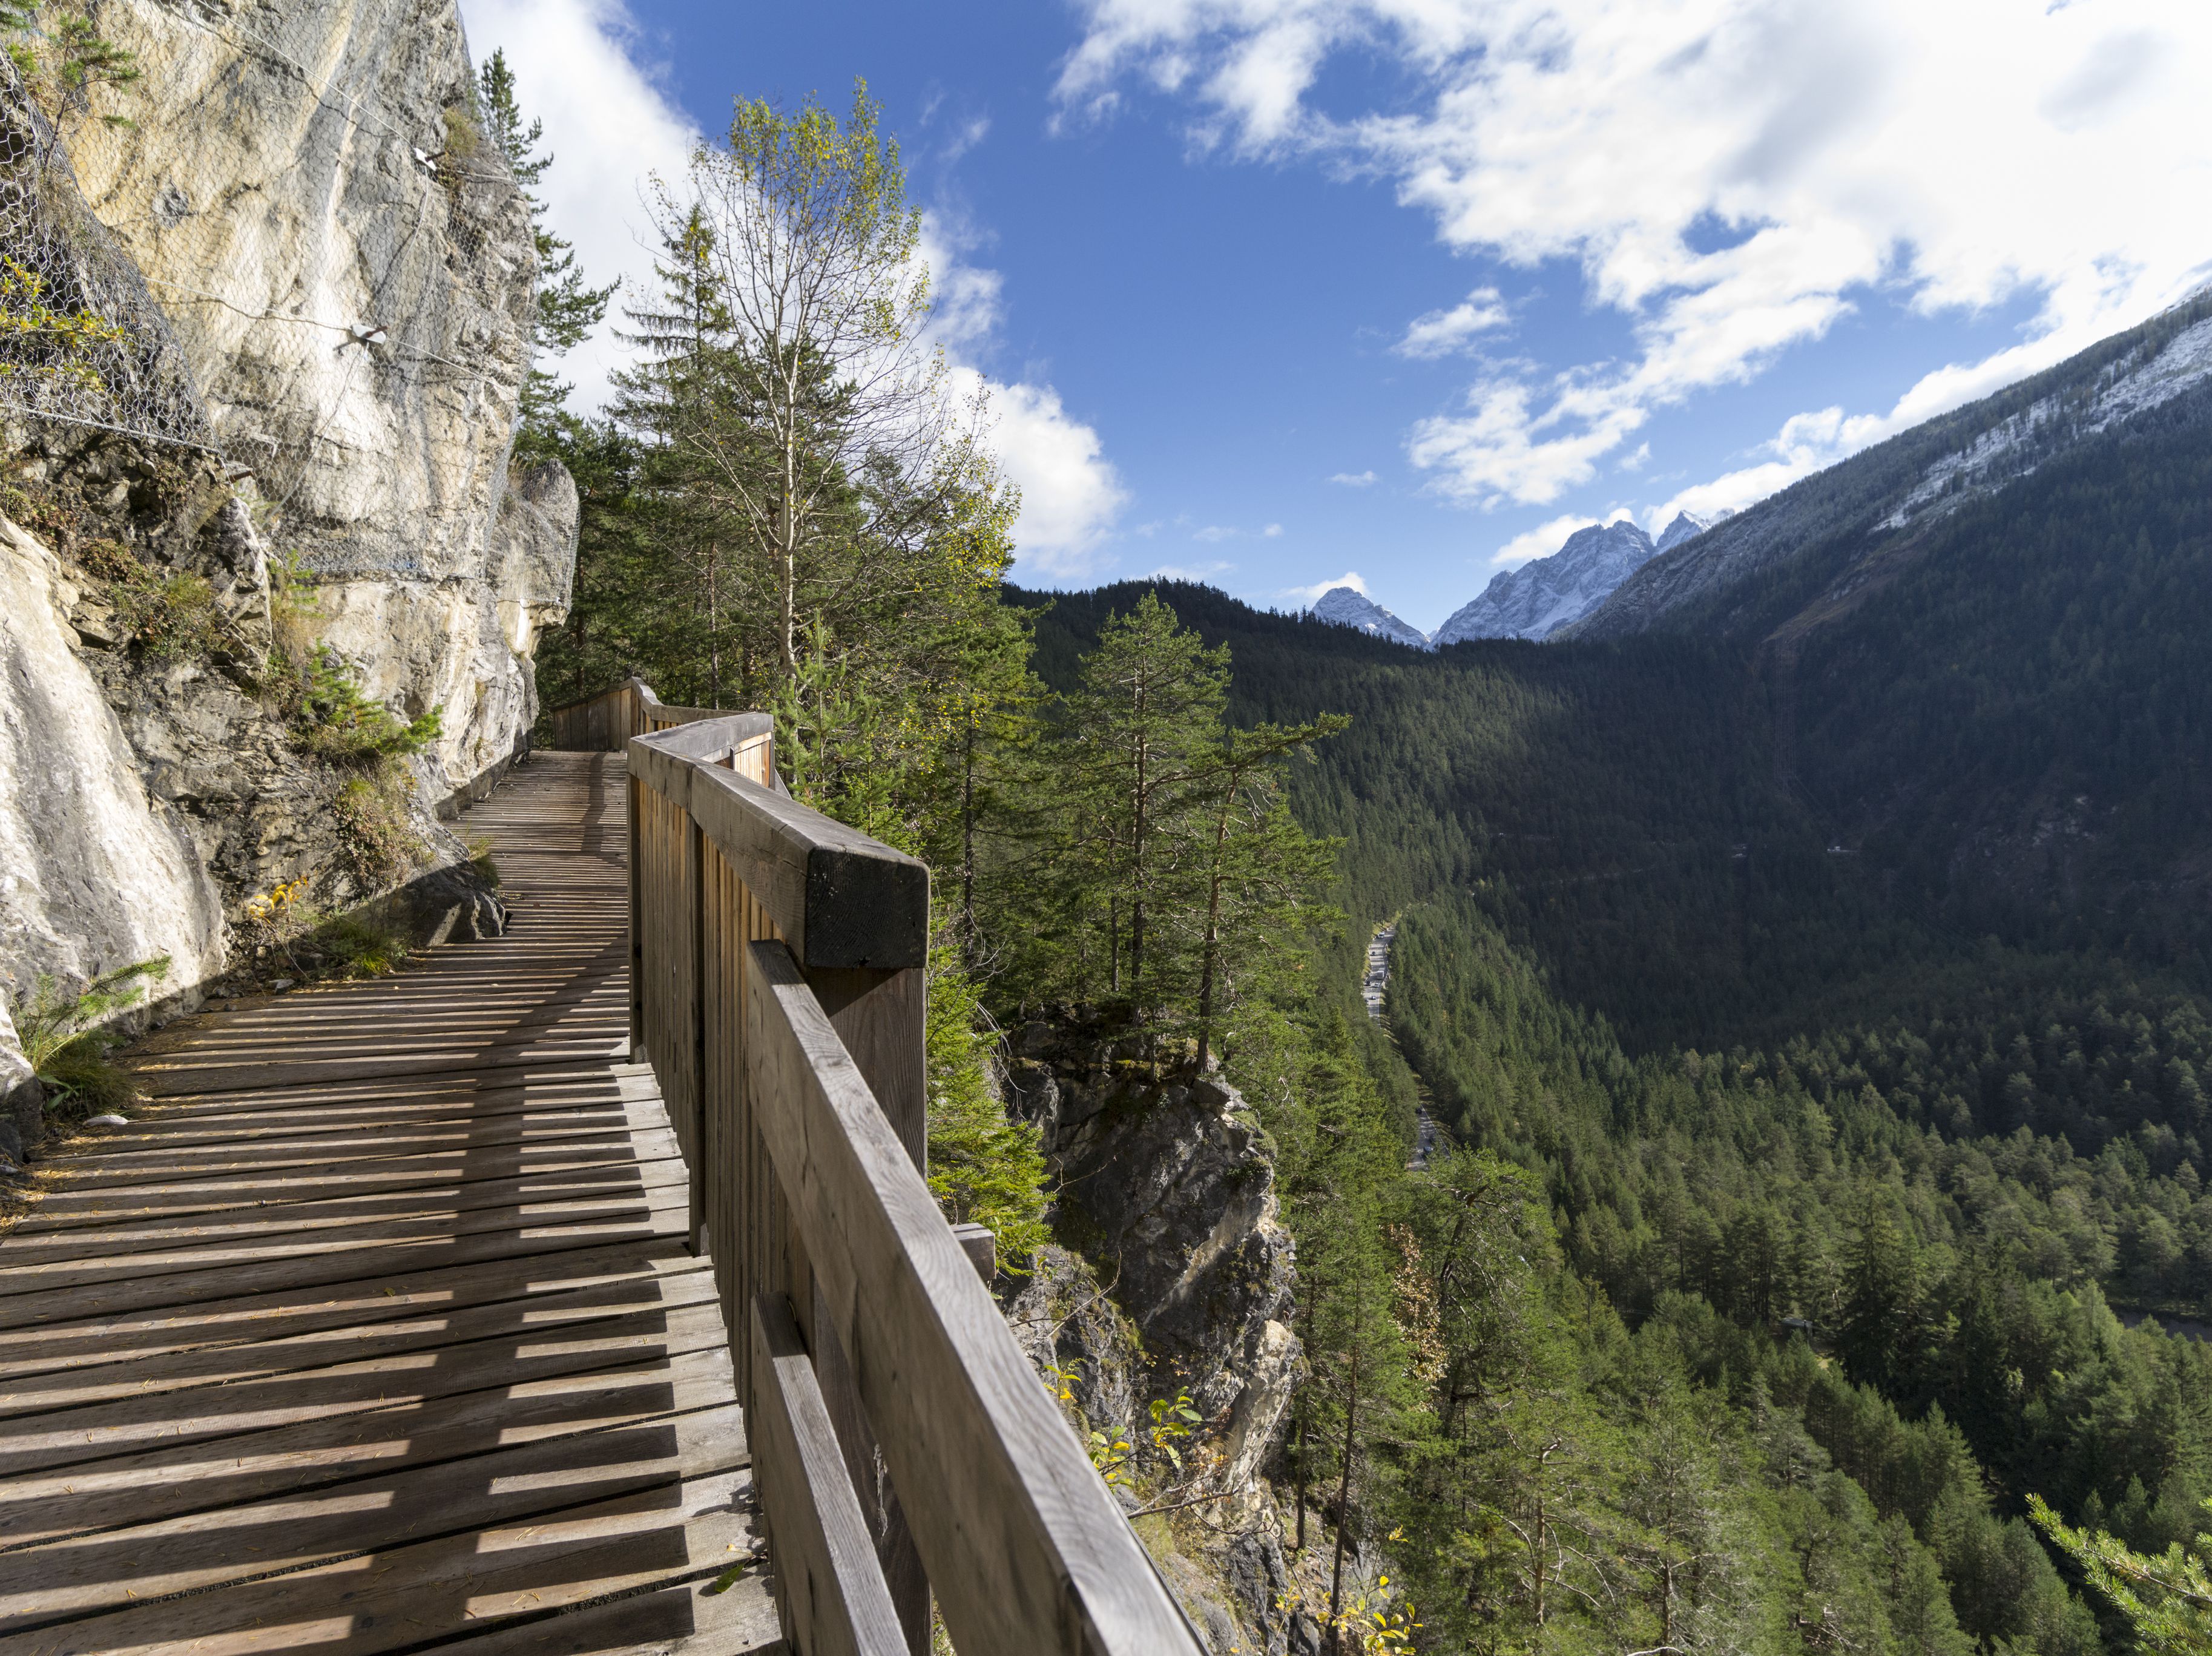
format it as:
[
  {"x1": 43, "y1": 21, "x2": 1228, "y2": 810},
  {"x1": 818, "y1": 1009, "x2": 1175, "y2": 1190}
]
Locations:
[
  {"x1": 330, "y1": 774, "x2": 426, "y2": 887},
  {"x1": 1, "y1": 4, "x2": 140, "y2": 128},
  {"x1": 12, "y1": 956, "x2": 167, "y2": 1119},
  {"x1": 923, "y1": 942, "x2": 1048, "y2": 1267},
  {"x1": 294, "y1": 651, "x2": 442, "y2": 767},
  {"x1": 0, "y1": 257, "x2": 127, "y2": 395}
]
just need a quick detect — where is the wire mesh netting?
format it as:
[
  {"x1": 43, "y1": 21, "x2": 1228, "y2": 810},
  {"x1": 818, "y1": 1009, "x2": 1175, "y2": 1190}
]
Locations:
[
  {"x1": 0, "y1": 1, "x2": 531, "y2": 540},
  {"x1": 0, "y1": 46, "x2": 214, "y2": 450}
]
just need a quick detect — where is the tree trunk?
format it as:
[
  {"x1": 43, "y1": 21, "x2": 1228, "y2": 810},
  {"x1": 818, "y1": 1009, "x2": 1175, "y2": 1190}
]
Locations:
[
  {"x1": 1194, "y1": 789, "x2": 1232, "y2": 1070},
  {"x1": 1326, "y1": 1335, "x2": 1363, "y2": 1655},
  {"x1": 960, "y1": 714, "x2": 977, "y2": 962}
]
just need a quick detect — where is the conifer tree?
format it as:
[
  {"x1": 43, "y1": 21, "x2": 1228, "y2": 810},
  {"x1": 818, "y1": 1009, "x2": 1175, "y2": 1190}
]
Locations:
[{"x1": 477, "y1": 50, "x2": 614, "y2": 450}]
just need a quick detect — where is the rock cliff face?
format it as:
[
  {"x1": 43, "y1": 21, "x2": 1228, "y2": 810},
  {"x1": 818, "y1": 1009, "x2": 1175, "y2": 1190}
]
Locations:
[
  {"x1": 1002, "y1": 1027, "x2": 1300, "y2": 1507},
  {"x1": 0, "y1": 511, "x2": 223, "y2": 990},
  {"x1": 63, "y1": 0, "x2": 574, "y2": 795},
  {"x1": 1000, "y1": 1025, "x2": 1311, "y2": 1652}
]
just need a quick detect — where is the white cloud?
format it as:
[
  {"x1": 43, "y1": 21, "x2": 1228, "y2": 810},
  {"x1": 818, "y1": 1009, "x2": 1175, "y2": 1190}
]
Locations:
[
  {"x1": 1263, "y1": 522, "x2": 1284, "y2": 537},
  {"x1": 963, "y1": 371, "x2": 1131, "y2": 577},
  {"x1": 1282, "y1": 570, "x2": 1367, "y2": 605},
  {"x1": 1193, "y1": 521, "x2": 1282, "y2": 542},
  {"x1": 1144, "y1": 560, "x2": 1237, "y2": 580},
  {"x1": 459, "y1": 0, "x2": 697, "y2": 414},
  {"x1": 1487, "y1": 507, "x2": 1631, "y2": 570},
  {"x1": 1059, "y1": 0, "x2": 2212, "y2": 513},
  {"x1": 1328, "y1": 469, "x2": 1378, "y2": 487},
  {"x1": 1394, "y1": 287, "x2": 1510, "y2": 358}
]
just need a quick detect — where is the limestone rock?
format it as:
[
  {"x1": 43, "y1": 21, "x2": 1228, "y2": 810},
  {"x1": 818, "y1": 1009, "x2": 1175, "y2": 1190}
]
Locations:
[
  {"x1": 64, "y1": 0, "x2": 574, "y2": 794},
  {"x1": 0, "y1": 513, "x2": 226, "y2": 1013},
  {"x1": 1003, "y1": 1027, "x2": 1300, "y2": 1510},
  {"x1": 0, "y1": 997, "x2": 40, "y2": 1167}
]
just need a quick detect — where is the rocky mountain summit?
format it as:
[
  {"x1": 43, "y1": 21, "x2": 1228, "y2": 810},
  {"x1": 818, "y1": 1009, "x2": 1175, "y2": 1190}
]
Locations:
[
  {"x1": 1433, "y1": 516, "x2": 1667, "y2": 643},
  {"x1": 1310, "y1": 584, "x2": 1430, "y2": 649}
]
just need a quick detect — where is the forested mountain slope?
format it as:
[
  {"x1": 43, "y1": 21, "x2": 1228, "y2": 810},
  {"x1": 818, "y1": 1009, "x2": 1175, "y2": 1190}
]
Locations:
[{"x1": 1575, "y1": 285, "x2": 2212, "y2": 643}]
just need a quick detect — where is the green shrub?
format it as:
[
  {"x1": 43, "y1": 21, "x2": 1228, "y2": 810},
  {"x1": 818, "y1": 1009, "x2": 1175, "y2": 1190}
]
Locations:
[
  {"x1": 313, "y1": 911, "x2": 410, "y2": 978},
  {"x1": 331, "y1": 773, "x2": 427, "y2": 886},
  {"x1": 295, "y1": 650, "x2": 442, "y2": 766},
  {"x1": 12, "y1": 956, "x2": 168, "y2": 1120}
]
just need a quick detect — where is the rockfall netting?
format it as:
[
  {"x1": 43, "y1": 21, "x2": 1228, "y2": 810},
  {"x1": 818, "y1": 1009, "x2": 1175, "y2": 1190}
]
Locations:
[
  {"x1": 0, "y1": 0, "x2": 527, "y2": 517},
  {"x1": 0, "y1": 48, "x2": 214, "y2": 450}
]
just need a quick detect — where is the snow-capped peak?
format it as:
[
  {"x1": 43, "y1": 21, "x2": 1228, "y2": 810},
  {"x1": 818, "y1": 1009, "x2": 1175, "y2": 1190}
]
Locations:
[
  {"x1": 1654, "y1": 512, "x2": 1710, "y2": 553},
  {"x1": 1432, "y1": 520, "x2": 1659, "y2": 645},
  {"x1": 1311, "y1": 586, "x2": 1432, "y2": 650}
]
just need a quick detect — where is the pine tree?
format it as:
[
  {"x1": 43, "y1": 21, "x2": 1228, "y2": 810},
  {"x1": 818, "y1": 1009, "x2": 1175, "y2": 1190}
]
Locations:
[{"x1": 478, "y1": 50, "x2": 615, "y2": 452}]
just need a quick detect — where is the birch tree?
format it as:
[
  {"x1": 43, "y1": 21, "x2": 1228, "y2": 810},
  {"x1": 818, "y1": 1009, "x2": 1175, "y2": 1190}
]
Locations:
[{"x1": 637, "y1": 82, "x2": 982, "y2": 682}]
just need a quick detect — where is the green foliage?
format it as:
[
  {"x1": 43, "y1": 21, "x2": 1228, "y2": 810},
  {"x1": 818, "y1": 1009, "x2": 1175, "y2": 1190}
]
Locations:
[
  {"x1": 923, "y1": 945, "x2": 1048, "y2": 1267},
  {"x1": 11, "y1": 957, "x2": 167, "y2": 1119},
  {"x1": 0, "y1": 255, "x2": 127, "y2": 394},
  {"x1": 310, "y1": 908, "x2": 410, "y2": 979},
  {"x1": 328, "y1": 772, "x2": 426, "y2": 887},
  {"x1": 477, "y1": 50, "x2": 613, "y2": 451},
  {"x1": 2032, "y1": 1494, "x2": 2212, "y2": 1654},
  {"x1": 992, "y1": 592, "x2": 1345, "y2": 1062},
  {"x1": 1, "y1": 4, "x2": 140, "y2": 126},
  {"x1": 289, "y1": 649, "x2": 442, "y2": 768}
]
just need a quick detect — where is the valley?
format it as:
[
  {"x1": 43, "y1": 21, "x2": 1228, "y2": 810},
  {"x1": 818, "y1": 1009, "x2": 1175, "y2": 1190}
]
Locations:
[{"x1": 1008, "y1": 281, "x2": 2212, "y2": 1655}]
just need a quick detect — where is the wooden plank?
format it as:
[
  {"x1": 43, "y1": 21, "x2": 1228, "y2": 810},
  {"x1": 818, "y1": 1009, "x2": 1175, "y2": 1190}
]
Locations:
[
  {"x1": 0, "y1": 1162, "x2": 690, "y2": 1300},
  {"x1": 0, "y1": 1461, "x2": 760, "y2": 1656},
  {"x1": 0, "y1": 1183, "x2": 691, "y2": 1330},
  {"x1": 2, "y1": 1145, "x2": 687, "y2": 1264},
  {"x1": 0, "y1": 1254, "x2": 715, "y2": 1418},
  {"x1": 0, "y1": 1238, "x2": 699, "y2": 1385},
  {"x1": 2, "y1": 1295, "x2": 732, "y2": 1480},
  {"x1": 747, "y1": 1293, "x2": 907, "y2": 1656},
  {"x1": 0, "y1": 1404, "x2": 748, "y2": 1630},
  {"x1": 1, "y1": 1343, "x2": 737, "y2": 1549},
  {"x1": 424, "y1": 1568, "x2": 782, "y2": 1656},
  {"x1": 746, "y1": 939, "x2": 1203, "y2": 1656},
  {"x1": 18, "y1": 1126, "x2": 681, "y2": 1232}
]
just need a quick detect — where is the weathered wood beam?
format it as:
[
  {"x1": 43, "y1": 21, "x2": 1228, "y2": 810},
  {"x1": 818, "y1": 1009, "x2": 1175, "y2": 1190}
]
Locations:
[
  {"x1": 746, "y1": 938, "x2": 1205, "y2": 1656},
  {"x1": 749, "y1": 1292, "x2": 910, "y2": 1656}
]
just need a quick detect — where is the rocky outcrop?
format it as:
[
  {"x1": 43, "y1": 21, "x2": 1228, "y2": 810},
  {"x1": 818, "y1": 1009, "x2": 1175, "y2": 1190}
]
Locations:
[
  {"x1": 0, "y1": 511, "x2": 226, "y2": 1004},
  {"x1": 1310, "y1": 586, "x2": 1430, "y2": 651},
  {"x1": 61, "y1": 0, "x2": 574, "y2": 795},
  {"x1": 1001, "y1": 1024, "x2": 1300, "y2": 1510},
  {"x1": 1434, "y1": 518, "x2": 1659, "y2": 643}
]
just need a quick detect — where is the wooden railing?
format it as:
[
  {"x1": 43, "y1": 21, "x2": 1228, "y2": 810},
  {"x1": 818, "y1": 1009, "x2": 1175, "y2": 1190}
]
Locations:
[
  {"x1": 546, "y1": 683, "x2": 1203, "y2": 1656},
  {"x1": 545, "y1": 675, "x2": 740, "y2": 752}
]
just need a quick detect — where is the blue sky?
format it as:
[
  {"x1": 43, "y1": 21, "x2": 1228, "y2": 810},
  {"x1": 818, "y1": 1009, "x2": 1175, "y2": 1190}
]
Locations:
[{"x1": 461, "y1": 0, "x2": 2212, "y2": 634}]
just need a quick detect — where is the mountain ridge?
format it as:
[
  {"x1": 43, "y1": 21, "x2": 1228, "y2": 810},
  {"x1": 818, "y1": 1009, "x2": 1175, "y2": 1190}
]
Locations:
[{"x1": 1572, "y1": 287, "x2": 2212, "y2": 642}]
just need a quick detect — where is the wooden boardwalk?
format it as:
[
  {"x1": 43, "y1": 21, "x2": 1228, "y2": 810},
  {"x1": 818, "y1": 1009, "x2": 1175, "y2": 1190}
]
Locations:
[{"x1": 0, "y1": 752, "x2": 780, "y2": 1656}]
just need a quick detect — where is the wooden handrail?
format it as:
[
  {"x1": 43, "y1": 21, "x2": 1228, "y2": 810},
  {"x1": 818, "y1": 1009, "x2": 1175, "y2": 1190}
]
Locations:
[
  {"x1": 545, "y1": 675, "x2": 734, "y2": 752},
  {"x1": 557, "y1": 686, "x2": 1202, "y2": 1656}
]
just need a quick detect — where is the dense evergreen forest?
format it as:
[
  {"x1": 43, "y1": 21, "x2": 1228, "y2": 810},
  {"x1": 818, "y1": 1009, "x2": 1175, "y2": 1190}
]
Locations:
[{"x1": 1015, "y1": 481, "x2": 2212, "y2": 1652}]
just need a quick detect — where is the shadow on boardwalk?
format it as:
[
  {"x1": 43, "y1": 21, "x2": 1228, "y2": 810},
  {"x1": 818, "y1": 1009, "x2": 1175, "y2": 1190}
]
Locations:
[{"x1": 0, "y1": 753, "x2": 778, "y2": 1656}]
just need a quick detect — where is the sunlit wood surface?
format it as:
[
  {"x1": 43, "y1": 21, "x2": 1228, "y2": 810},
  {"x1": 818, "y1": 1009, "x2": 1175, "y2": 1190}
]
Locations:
[{"x1": 0, "y1": 752, "x2": 778, "y2": 1656}]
